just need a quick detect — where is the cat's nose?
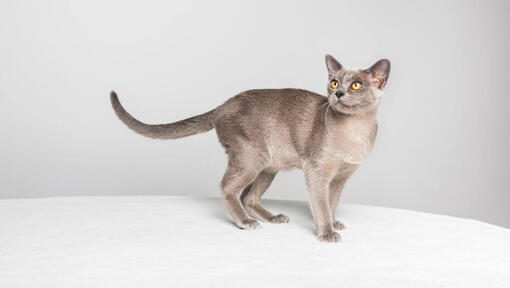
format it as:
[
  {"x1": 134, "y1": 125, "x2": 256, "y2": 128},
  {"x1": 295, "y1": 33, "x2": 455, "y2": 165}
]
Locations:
[{"x1": 335, "y1": 90, "x2": 345, "y2": 99}]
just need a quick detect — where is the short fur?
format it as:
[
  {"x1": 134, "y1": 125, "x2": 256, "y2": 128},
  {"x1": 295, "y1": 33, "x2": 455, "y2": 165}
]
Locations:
[{"x1": 110, "y1": 55, "x2": 390, "y2": 242}]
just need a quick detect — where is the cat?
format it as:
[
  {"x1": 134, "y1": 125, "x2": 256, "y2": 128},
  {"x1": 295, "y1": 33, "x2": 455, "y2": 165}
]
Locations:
[{"x1": 110, "y1": 55, "x2": 390, "y2": 242}]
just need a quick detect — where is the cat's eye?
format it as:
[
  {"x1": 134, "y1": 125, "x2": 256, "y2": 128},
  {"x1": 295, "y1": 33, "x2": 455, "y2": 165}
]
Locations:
[
  {"x1": 330, "y1": 80, "x2": 339, "y2": 89},
  {"x1": 351, "y1": 81, "x2": 362, "y2": 90}
]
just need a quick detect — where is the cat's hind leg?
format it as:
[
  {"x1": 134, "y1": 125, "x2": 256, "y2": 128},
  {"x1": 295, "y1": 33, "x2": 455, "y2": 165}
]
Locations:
[
  {"x1": 220, "y1": 161, "x2": 262, "y2": 230},
  {"x1": 241, "y1": 169, "x2": 289, "y2": 224}
]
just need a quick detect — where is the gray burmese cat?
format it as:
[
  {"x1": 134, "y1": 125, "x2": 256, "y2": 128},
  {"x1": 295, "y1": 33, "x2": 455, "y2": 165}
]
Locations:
[{"x1": 110, "y1": 55, "x2": 390, "y2": 242}]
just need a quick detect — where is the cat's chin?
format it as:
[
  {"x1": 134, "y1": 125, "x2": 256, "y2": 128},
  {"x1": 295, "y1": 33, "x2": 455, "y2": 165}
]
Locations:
[
  {"x1": 331, "y1": 102, "x2": 360, "y2": 115},
  {"x1": 332, "y1": 102, "x2": 377, "y2": 115}
]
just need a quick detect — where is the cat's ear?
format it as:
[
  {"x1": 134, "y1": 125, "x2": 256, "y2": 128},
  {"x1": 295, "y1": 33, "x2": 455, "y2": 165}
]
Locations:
[
  {"x1": 366, "y1": 59, "x2": 391, "y2": 89},
  {"x1": 325, "y1": 54, "x2": 342, "y2": 77}
]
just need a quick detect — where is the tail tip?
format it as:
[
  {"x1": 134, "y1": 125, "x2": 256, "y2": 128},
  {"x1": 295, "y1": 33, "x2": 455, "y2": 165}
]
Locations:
[{"x1": 110, "y1": 91, "x2": 120, "y2": 105}]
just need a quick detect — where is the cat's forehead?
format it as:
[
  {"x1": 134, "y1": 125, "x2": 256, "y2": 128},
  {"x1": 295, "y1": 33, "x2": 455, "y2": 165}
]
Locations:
[{"x1": 334, "y1": 67, "x2": 368, "y2": 81}]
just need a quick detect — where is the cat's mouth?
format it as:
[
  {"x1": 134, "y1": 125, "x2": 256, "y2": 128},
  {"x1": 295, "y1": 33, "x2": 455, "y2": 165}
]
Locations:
[
  {"x1": 329, "y1": 95, "x2": 366, "y2": 114},
  {"x1": 336, "y1": 99, "x2": 357, "y2": 108}
]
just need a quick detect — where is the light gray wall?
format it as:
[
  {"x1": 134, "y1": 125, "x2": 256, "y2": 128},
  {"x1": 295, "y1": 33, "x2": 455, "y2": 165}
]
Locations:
[{"x1": 1, "y1": 0, "x2": 509, "y2": 228}]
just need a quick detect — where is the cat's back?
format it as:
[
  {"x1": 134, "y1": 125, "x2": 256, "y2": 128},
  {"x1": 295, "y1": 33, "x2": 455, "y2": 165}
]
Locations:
[{"x1": 215, "y1": 88, "x2": 325, "y2": 122}]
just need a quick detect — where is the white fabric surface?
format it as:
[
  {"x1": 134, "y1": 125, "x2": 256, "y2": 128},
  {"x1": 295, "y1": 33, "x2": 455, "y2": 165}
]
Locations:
[{"x1": 1, "y1": 196, "x2": 509, "y2": 288}]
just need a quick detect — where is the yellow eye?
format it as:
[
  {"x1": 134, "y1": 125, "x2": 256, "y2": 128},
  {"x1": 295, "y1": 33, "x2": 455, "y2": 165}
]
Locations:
[
  {"x1": 351, "y1": 81, "x2": 362, "y2": 90},
  {"x1": 330, "y1": 80, "x2": 339, "y2": 89}
]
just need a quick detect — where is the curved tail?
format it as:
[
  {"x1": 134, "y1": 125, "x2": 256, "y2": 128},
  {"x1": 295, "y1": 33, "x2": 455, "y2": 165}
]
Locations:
[{"x1": 110, "y1": 91, "x2": 216, "y2": 139}]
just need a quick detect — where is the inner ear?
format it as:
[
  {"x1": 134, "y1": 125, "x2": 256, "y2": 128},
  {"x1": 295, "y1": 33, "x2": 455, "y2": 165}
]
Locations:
[
  {"x1": 366, "y1": 59, "x2": 391, "y2": 89},
  {"x1": 325, "y1": 54, "x2": 342, "y2": 77}
]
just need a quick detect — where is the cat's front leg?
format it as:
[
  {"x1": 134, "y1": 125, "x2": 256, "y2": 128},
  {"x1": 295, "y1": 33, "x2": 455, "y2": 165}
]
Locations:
[
  {"x1": 329, "y1": 177, "x2": 347, "y2": 231},
  {"x1": 305, "y1": 167, "x2": 339, "y2": 243},
  {"x1": 329, "y1": 164, "x2": 358, "y2": 231}
]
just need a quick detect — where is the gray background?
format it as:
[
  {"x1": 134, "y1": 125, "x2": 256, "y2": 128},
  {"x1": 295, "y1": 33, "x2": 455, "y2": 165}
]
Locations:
[{"x1": 1, "y1": 0, "x2": 509, "y2": 227}]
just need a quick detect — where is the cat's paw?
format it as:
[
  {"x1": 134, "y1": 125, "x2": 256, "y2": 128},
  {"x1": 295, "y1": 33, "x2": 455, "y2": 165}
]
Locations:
[
  {"x1": 268, "y1": 214, "x2": 290, "y2": 223},
  {"x1": 318, "y1": 232, "x2": 341, "y2": 243},
  {"x1": 237, "y1": 219, "x2": 261, "y2": 230},
  {"x1": 333, "y1": 220, "x2": 345, "y2": 230}
]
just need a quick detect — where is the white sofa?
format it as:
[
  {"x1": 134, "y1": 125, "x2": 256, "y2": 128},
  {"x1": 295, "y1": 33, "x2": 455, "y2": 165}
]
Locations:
[{"x1": 1, "y1": 196, "x2": 509, "y2": 287}]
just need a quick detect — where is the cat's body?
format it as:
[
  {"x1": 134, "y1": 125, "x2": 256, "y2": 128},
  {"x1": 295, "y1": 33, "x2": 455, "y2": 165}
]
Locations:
[
  {"x1": 110, "y1": 55, "x2": 390, "y2": 242},
  {"x1": 215, "y1": 89, "x2": 377, "y2": 168}
]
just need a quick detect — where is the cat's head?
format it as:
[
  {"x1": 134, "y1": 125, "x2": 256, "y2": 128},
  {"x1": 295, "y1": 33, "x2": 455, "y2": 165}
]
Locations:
[{"x1": 325, "y1": 55, "x2": 390, "y2": 115}]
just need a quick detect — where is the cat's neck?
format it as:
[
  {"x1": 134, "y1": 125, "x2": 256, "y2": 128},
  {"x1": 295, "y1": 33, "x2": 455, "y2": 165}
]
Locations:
[{"x1": 326, "y1": 105, "x2": 378, "y2": 125}]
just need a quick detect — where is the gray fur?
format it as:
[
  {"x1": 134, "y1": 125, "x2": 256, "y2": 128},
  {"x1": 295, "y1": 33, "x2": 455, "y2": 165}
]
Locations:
[
  {"x1": 110, "y1": 92, "x2": 216, "y2": 139},
  {"x1": 110, "y1": 55, "x2": 390, "y2": 242}
]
